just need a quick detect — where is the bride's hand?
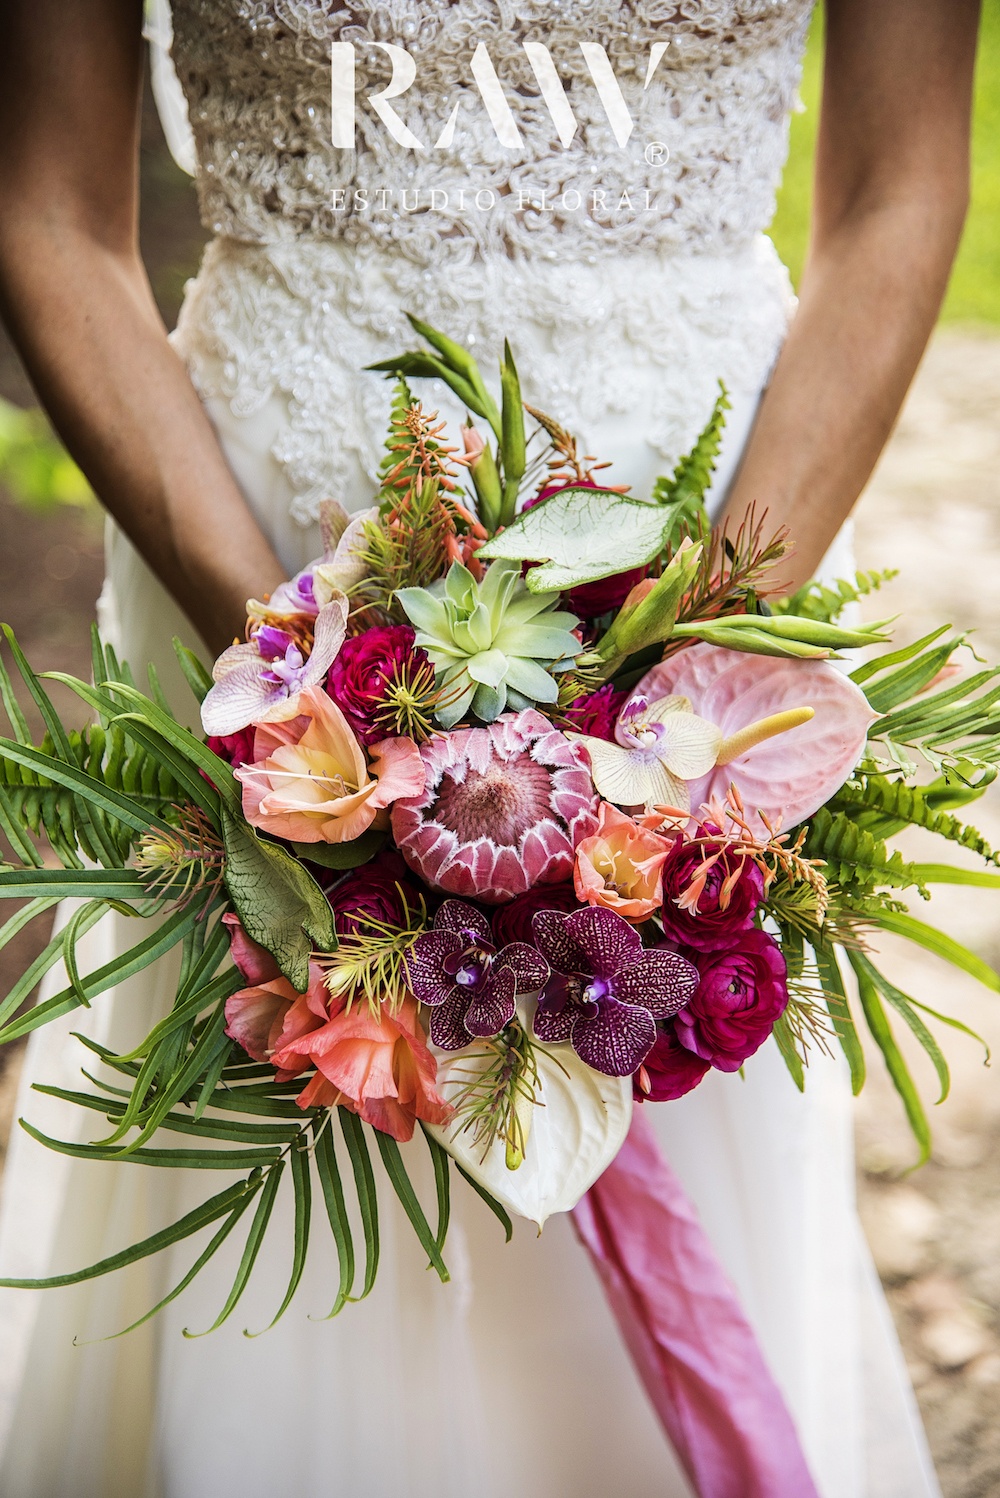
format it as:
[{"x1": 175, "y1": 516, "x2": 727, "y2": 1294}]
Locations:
[
  {"x1": 717, "y1": 0, "x2": 980, "y2": 591},
  {"x1": 0, "y1": 0, "x2": 287, "y2": 656}
]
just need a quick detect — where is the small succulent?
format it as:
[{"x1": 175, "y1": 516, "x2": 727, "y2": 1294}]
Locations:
[{"x1": 397, "y1": 561, "x2": 580, "y2": 728}]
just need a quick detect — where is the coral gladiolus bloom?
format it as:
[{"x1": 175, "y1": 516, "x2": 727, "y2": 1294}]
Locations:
[
  {"x1": 574, "y1": 802, "x2": 673, "y2": 921},
  {"x1": 273, "y1": 995, "x2": 453, "y2": 1142},
  {"x1": 236, "y1": 685, "x2": 425, "y2": 844}
]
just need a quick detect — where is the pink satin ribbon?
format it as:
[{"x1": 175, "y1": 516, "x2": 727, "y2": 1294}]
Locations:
[{"x1": 572, "y1": 1111, "x2": 820, "y2": 1498}]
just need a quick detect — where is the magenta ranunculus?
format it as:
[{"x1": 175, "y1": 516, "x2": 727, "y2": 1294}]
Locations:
[
  {"x1": 322, "y1": 851, "x2": 423, "y2": 939},
  {"x1": 326, "y1": 625, "x2": 428, "y2": 746},
  {"x1": 660, "y1": 831, "x2": 765, "y2": 952},
  {"x1": 675, "y1": 930, "x2": 788, "y2": 1073},
  {"x1": 637, "y1": 1021, "x2": 711, "y2": 1101},
  {"x1": 525, "y1": 481, "x2": 646, "y2": 619},
  {"x1": 207, "y1": 727, "x2": 257, "y2": 768},
  {"x1": 491, "y1": 882, "x2": 581, "y2": 947},
  {"x1": 560, "y1": 682, "x2": 628, "y2": 743}
]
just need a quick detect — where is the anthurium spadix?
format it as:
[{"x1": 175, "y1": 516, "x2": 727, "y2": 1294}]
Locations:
[
  {"x1": 427, "y1": 1029, "x2": 633, "y2": 1229},
  {"x1": 633, "y1": 643, "x2": 878, "y2": 827}
]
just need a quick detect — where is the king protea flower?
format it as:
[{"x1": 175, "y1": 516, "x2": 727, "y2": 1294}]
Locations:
[{"x1": 391, "y1": 709, "x2": 598, "y2": 904}]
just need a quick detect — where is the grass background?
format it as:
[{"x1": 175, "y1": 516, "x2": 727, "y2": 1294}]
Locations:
[{"x1": 771, "y1": 0, "x2": 1000, "y2": 323}]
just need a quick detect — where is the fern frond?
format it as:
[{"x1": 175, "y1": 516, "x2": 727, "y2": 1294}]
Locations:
[
  {"x1": 803, "y1": 808, "x2": 929, "y2": 896},
  {"x1": 772, "y1": 568, "x2": 897, "y2": 625},
  {"x1": 652, "y1": 383, "x2": 730, "y2": 536},
  {"x1": 829, "y1": 776, "x2": 1000, "y2": 864}
]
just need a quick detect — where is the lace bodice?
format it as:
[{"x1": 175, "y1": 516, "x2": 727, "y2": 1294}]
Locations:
[{"x1": 167, "y1": 0, "x2": 814, "y2": 261}]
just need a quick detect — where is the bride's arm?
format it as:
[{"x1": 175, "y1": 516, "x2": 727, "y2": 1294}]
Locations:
[
  {"x1": 719, "y1": 0, "x2": 981, "y2": 590},
  {"x1": 0, "y1": 0, "x2": 286, "y2": 656}
]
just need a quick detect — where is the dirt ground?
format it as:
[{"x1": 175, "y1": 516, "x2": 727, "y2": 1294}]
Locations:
[{"x1": 0, "y1": 86, "x2": 997, "y2": 1490}]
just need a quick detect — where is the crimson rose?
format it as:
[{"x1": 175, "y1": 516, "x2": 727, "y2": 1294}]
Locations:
[
  {"x1": 326, "y1": 625, "x2": 428, "y2": 745},
  {"x1": 324, "y1": 852, "x2": 422, "y2": 939},
  {"x1": 491, "y1": 882, "x2": 581, "y2": 948},
  {"x1": 675, "y1": 929, "x2": 788, "y2": 1072},
  {"x1": 660, "y1": 833, "x2": 764, "y2": 952}
]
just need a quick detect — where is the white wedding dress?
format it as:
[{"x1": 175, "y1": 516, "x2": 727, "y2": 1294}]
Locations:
[{"x1": 0, "y1": 4, "x2": 941, "y2": 1495}]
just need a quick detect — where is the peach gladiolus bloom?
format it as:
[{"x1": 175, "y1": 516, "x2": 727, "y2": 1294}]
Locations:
[
  {"x1": 574, "y1": 801, "x2": 673, "y2": 922},
  {"x1": 235, "y1": 684, "x2": 425, "y2": 843},
  {"x1": 273, "y1": 994, "x2": 453, "y2": 1142}
]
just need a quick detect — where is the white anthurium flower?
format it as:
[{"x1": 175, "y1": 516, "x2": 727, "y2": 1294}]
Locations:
[
  {"x1": 573, "y1": 693, "x2": 724, "y2": 813},
  {"x1": 427, "y1": 1021, "x2": 632, "y2": 1230}
]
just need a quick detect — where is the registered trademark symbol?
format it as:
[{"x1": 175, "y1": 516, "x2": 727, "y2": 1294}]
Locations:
[{"x1": 644, "y1": 141, "x2": 669, "y2": 166}]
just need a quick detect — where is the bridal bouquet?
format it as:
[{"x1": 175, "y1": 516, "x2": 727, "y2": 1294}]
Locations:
[{"x1": 0, "y1": 320, "x2": 997, "y2": 1335}]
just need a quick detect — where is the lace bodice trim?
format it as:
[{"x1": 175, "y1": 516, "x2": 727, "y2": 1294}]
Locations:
[
  {"x1": 172, "y1": 234, "x2": 794, "y2": 527},
  {"x1": 165, "y1": 0, "x2": 814, "y2": 260}
]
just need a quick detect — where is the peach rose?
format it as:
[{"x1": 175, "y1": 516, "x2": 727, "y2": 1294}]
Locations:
[
  {"x1": 235, "y1": 684, "x2": 425, "y2": 844},
  {"x1": 273, "y1": 994, "x2": 453, "y2": 1142},
  {"x1": 574, "y1": 801, "x2": 673, "y2": 922}
]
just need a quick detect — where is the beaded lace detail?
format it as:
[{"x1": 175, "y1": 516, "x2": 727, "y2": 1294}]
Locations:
[
  {"x1": 169, "y1": 0, "x2": 813, "y2": 257},
  {"x1": 164, "y1": 1, "x2": 812, "y2": 524}
]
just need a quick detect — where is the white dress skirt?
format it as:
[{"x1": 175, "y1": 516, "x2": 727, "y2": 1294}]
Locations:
[{"x1": 0, "y1": 240, "x2": 939, "y2": 1495}]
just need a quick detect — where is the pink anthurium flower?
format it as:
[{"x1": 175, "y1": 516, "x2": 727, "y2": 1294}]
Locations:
[
  {"x1": 201, "y1": 596, "x2": 349, "y2": 738},
  {"x1": 633, "y1": 643, "x2": 878, "y2": 829}
]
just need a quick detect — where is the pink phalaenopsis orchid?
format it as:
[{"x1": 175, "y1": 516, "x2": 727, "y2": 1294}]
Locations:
[
  {"x1": 201, "y1": 597, "x2": 348, "y2": 738},
  {"x1": 632, "y1": 643, "x2": 877, "y2": 829}
]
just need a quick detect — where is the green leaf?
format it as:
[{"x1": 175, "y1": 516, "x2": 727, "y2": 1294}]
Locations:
[
  {"x1": 0, "y1": 1176, "x2": 258, "y2": 1290},
  {"x1": 852, "y1": 952, "x2": 950, "y2": 1104},
  {"x1": 173, "y1": 639, "x2": 213, "y2": 706},
  {"x1": 291, "y1": 827, "x2": 386, "y2": 871},
  {"x1": 0, "y1": 900, "x2": 204, "y2": 1044},
  {"x1": 339, "y1": 1109, "x2": 380, "y2": 1301},
  {"x1": 456, "y1": 1164, "x2": 513, "y2": 1242},
  {"x1": 0, "y1": 899, "x2": 106, "y2": 1032},
  {"x1": 804, "y1": 808, "x2": 926, "y2": 894},
  {"x1": 847, "y1": 949, "x2": 931, "y2": 1165},
  {"x1": 873, "y1": 910, "x2": 1000, "y2": 994},
  {"x1": 499, "y1": 340, "x2": 526, "y2": 527},
  {"x1": 221, "y1": 812, "x2": 337, "y2": 990},
  {"x1": 849, "y1": 625, "x2": 951, "y2": 687},
  {"x1": 771, "y1": 1012, "x2": 805, "y2": 1090},
  {"x1": 0, "y1": 896, "x2": 59, "y2": 954},
  {"x1": 0, "y1": 737, "x2": 171, "y2": 837},
  {"x1": 314, "y1": 1122, "x2": 355, "y2": 1318},
  {"x1": 373, "y1": 1130, "x2": 450, "y2": 1283},
  {"x1": 907, "y1": 863, "x2": 1000, "y2": 889},
  {"x1": 0, "y1": 867, "x2": 153, "y2": 900},
  {"x1": 99, "y1": 1184, "x2": 261, "y2": 1340},
  {"x1": 813, "y1": 945, "x2": 865, "y2": 1094},
  {"x1": 422, "y1": 1126, "x2": 451, "y2": 1256},
  {"x1": 18, "y1": 1119, "x2": 282, "y2": 1171},
  {"x1": 246, "y1": 1143, "x2": 311, "y2": 1334},
  {"x1": 829, "y1": 776, "x2": 999, "y2": 863},
  {"x1": 477, "y1": 488, "x2": 673, "y2": 593},
  {"x1": 184, "y1": 1163, "x2": 285, "y2": 1337}
]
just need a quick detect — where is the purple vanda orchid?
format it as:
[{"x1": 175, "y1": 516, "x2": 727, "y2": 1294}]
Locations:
[
  {"x1": 201, "y1": 596, "x2": 349, "y2": 738},
  {"x1": 404, "y1": 899, "x2": 549, "y2": 1050},
  {"x1": 532, "y1": 905, "x2": 698, "y2": 1077}
]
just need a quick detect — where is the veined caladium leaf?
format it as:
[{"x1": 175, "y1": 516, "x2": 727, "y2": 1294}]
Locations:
[
  {"x1": 477, "y1": 488, "x2": 673, "y2": 594},
  {"x1": 221, "y1": 811, "x2": 337, "y2": 989},
  {"x1": 427, "y1": 1028, "x2": 632, "y2": 1229}
]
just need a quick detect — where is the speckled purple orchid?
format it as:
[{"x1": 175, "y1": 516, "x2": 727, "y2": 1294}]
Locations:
[
  {"x1": 404, "y1": 899, "x2": 549, "y2": 1051},
  {"x1": 200, "y1": 597, "x2": 348, "y2": 739},
  {"x1": 531, "y1": 906, "x2": 699, "y2": 1077}
]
